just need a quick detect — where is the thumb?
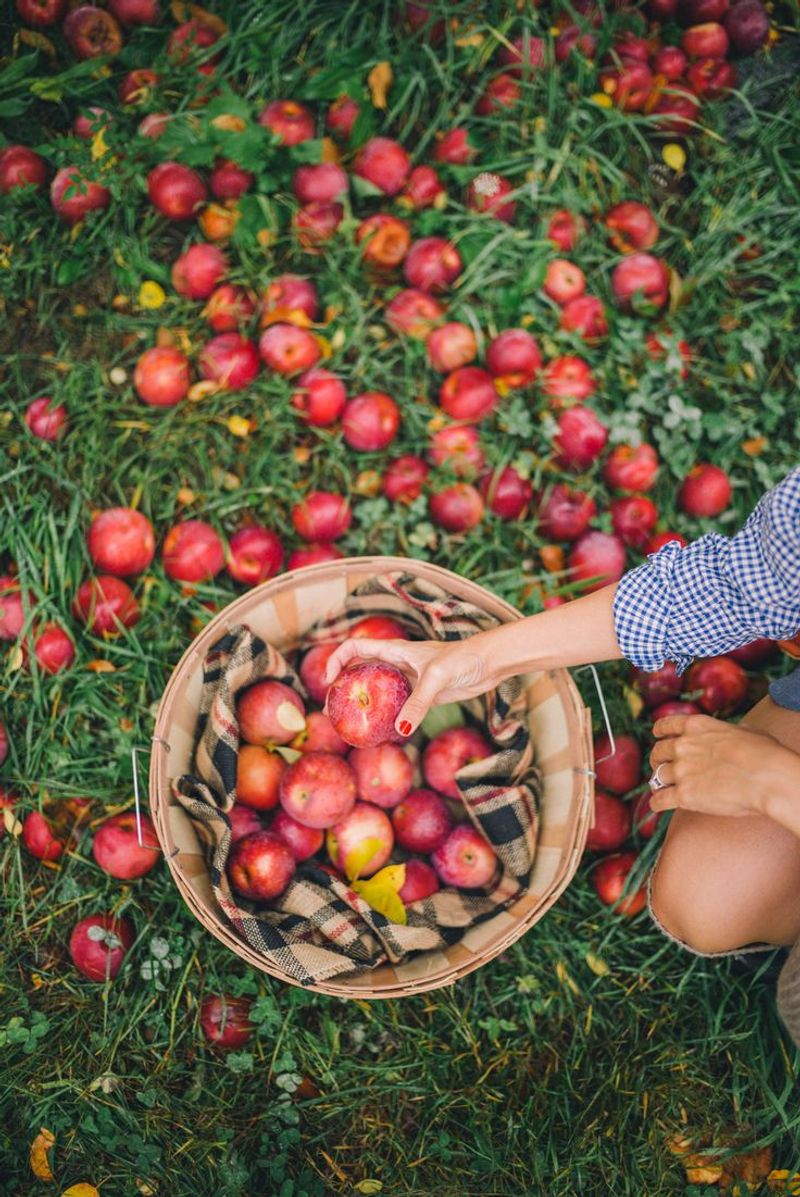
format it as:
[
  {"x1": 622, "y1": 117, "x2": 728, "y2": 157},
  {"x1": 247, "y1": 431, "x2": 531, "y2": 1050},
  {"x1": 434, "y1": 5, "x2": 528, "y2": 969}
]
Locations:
[{"x1": 395, "y1": 670, "x2": 442, "y2": 738}]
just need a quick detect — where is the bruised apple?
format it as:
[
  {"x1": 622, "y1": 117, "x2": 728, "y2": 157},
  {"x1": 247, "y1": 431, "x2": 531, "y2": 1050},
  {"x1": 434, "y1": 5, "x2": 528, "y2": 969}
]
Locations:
[
  {"x1": 356, "y1": 213, "x2": 412, "y2": 271},
  {"x1": 432, "y1": 825, "x2": 497, "y2": 888},
  {"x1": 392, "y1": 788, "x2": 452, "y2": 853},
  {"x1": 326, "y1": 802, "x2": 394, "y2": 877},
  {"x1": 238, "y1": 681, "x2": 306, "y2": 747},
  {"x1": 236, "y1": 744, "x2": 285, "y2": 810},
  {"x1": 349, "y1": 744, "x2": 413, "y2": 809},
  {"x1": 92, "y1": 812, "x2": 160, "y2": 879},
  {"x1": 466, "y1": 171, "x2": 516, "y2": 222},
  {"x1": 327, "y1": 662, "x2": 411, "y2": 748},
  {"x1": 69, "y1": 913, "x2": 135, "y2": 981},
  {"x1": 279, "y1": 751, "x2": 357, "y2": 828},
  {"x1": 227, "y1": 830, "x2": 296, "y2": 901},
  {"x1": 423, "y1": 727, "x2": 492, "y2": 800}
]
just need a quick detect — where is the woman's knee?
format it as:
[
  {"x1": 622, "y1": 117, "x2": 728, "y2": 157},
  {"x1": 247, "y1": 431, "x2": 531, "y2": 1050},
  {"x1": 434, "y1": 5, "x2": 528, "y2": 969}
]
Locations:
[{"x1": 649, "y1": 842, "x2": 742, "y2": 954}]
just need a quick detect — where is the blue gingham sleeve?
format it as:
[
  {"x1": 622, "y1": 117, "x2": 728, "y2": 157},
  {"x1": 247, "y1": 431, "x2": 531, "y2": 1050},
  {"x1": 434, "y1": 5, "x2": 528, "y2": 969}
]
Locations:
[{"x1": 612, "y1": 466, "x2": 800, "y2": 672}]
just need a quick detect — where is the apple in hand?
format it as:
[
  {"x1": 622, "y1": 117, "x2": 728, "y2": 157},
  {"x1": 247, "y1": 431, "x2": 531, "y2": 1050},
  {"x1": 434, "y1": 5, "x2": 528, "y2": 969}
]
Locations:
[
  {"x1": 326, "y1": 661, "x2": 411, "y2": 748},
  {"x1": 228, "y1": 830, "x2": 296, "y2": 901},
  {"x1": 236, "y1": 744, "x2": 286, "y2": 809},
  {"x1": 69, "y1": 913, "x2": 135, "y2": 981},
  {"x1": 279, "y1": 751, "x2": 357, "y2": 828},
  {"x1": 398, "y1": 858, "x2": 440, "y2": 903},
  {"x1": 432, "y1": 824, "x2": 498, "y2": 888},
  {"x1": 422, "y1": 727, "x2": 492, "y2": 800},
  {"x1": 238, "y1": 681, "x2": 306, "y2": 747},
  {"x1": 349, "y1": 744, "x2": 413, "y2": 809},
  {"x1": 200, "y1": 994, "x2": 253, "y2": 1049},
  {"x1": 391, "y1": 788, "x2": 452, "y2": 853},
  {"x1": 326, "y1": 801, "x2": 394, "y2": 878},
  {"x1": 92, "y1": 811, "x2": 160, "y2": 878}
]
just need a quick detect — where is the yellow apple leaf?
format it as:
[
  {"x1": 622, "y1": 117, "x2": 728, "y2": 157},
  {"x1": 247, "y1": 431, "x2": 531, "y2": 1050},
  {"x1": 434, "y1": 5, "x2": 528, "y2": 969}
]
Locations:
[
  {"x1": 351, "y1": 864, "x2": 407, "y2": 924},
  {"x1": 623, "y1": 683, "x2": 645, "y2": 720},
  {"x1": 30, "y1": 1127, "x2": 55, "y2": 1181},
  {"x1": 585, "y1": 951, "x2": 610, "y2": 977},
  {"x1": 343, "y1": 837, "x2": 385, "y2": 883},
  {"x1": 18, "y1": 29, "x2": 56, "y2": 56},
  {"x1": 62, "y1": 1185, "x2": 101, "y2": 1197},
  {"x1": 368, "y1": 61, "x2": 392, "y2": 109}
]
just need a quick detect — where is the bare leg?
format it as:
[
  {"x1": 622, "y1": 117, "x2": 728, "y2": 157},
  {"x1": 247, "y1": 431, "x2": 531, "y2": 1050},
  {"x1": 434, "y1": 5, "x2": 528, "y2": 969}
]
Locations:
[{"x1": 649, "y1": 695, "x2": 800, "y2": 953}]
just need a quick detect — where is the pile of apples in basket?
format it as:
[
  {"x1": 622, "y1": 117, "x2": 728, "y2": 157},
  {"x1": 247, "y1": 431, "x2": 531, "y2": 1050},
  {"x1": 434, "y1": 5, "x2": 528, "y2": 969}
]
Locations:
[{"x1": 230, "y1": 617, "x2": 497, "y2": 922}]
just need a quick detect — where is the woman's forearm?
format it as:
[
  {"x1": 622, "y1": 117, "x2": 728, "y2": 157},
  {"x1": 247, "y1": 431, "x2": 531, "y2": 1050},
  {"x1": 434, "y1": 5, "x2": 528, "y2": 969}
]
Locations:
[
  {"x1": 479, "y1": 582, "x2": 624, "y2": 685},
  {"x1": 763, "y1": 753, "x2": 800, "y2": 840}
]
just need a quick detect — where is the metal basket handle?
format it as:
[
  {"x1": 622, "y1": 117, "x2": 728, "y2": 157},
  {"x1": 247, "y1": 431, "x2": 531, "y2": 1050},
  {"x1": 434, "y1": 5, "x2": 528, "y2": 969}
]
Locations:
[{"x1": 572, "y1": 663, "x2": 616, "y2": 775}]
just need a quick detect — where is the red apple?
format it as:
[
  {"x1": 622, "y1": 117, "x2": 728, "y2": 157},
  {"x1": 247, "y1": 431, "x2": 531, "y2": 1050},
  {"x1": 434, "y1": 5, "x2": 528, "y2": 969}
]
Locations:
[
  {"x1": 678, "y1": 463, "x2": 731, "y2": 517},
  {"x1": 147, "y1": 162, "x2": 207, "y2": 221},
  {"x1": 300, "y1": 641, "x2": 341, "y2": 705},
  {"x1": 171, "y1": 244, "x2": 227, "y2": 300},
  {"x1": 258, "y1": 100, "x2": 315, "y2": 145},
  {"x1": 611, "y1": 496, "x2": 659, "y2": 549},
  {"x1": 603, "y1": 443, "x2": 660, "y2": 492},
  {"x1": 236, "y1": 744, "x2": 285, "y2": 810},
  {"x1": 543, "y1": 259, "x2": 586, "y2": 305},
  {"x1": 486, "y1": 328, "x2": 542, "y2": 386},
  {"x1": 680, "y1": 0, "x2": 730, "y2": 20},
  {"x1": 683, "y1": 656, "x2": 748, "y2": 714},
  {"x1": 479, "y1": 466, "x2": 533, "y2": 520},
  {"x1": 646, "y1": 531, "x2": 688, "y2": 553},
  {"x1": 356, "y1": 213, "x2": 411, "y2": 271},
  {"x1": 585, "y1": 789, "x2": 631, "y2": 852},
  {"x1": 15, "y1": 0, "x2": 66, "y2": 26},
  {"x1": 686, "y1": 57, "x2": 737, "y2": 98},
  {"x1": 433, "y1": 127, "x2": 477, "y2": 165},
  {"x1": 392, "y1": 787, "x2": 453, "y2": 853},
  {"x1": 353, "y1": 137, "x2": 410, "y2": 196},
  {"x1": 498, "y1": 33, "x2": 546, "y2": 72},
  {"x1": 432, "y1": 824, "x2": 497, "y2": 888},
  {"x1": 423, "y1": 726, "x2": 492, "y2": 801},
  {"x1": 429, "y1": 483, "x2": 484, "y2": 532},
  {"x1": 92, "y1": 811, "x2": 159, "y2": 879},
  {"x1": 25, "y1": 396, "x2": 68, "y2": 441},
  {"x1": 400, "y1": 164, "x2": 445, "y2": 209},
  {"x1": 163, "y1": 520, "x2": 224, "y2": 582},
  {"x1": 288, "y1": 545, "x2": 344, "y2": 570},
  {"x1": 569, "y1": 531, "x2": 626, "y2": 591},
  {"x1": 292, "y1": 162, "x2": 348, "y2": 205},
  {"x1": 553, "y1": 407, "x2": 609, "y2": 470},
  {"x1": 200, "y1": 994, "x2": 253, "y2": 1049},
  {"x1": 592, "y1": 850, "x2": 647, "y2": 916},
  {"x1": 385, "y1": 289, "x2": 444, "y2": 339},
  {"x1": 546, "y1": 209, "x2": 586, "y2": 252},
  {"x1": 342, "y1": 392, "x2": 400, "y2": 452},
  {"x1": 326, "y1": 94, "x2": 360, "y2": 139},
  {"x1": 238, "y1": 681, "x2": 306, "y2": 747},
  {"x1": 403, "y1": 237, "x2": 462, "y2": 293},
  {"x1": 652, "y1": 45, "x2": 689, "y2": 79},
  {"x1": 634, "y1": 662, "x2": 683, "y2": 707},
  {"x1": 64, "y1": 6, "x2": 123, "y2": 58},
  {"x1": 604, "y1": 201, "x2": 659, "y2": 253},
  {"x1": 259, "y1": 323, "x2": 320, "y2": 375},
  {"x1": 653, "y1": 86, "x2": 702, "y2": 135},
  {"x1": 537, "y1": 483, "x2": 597, "y2": 541},
  {"x1": 723, "y1": 0, "x2": 769, "y2": 54},
  {"x1": 51, "y1": 167, "x2": 110, "y2": 224},
  {"x1": 134, "y1": 346, "x2": 190, "y2": 407},
  {"x1": 650, "y1": 0, "x2": 681, "y2": 17},
  {"x1": 199, "y1": 333, "x2": 260, "y2": 391},
  {"x1": 600, "y1": 62, "x2": 654, "y2": 111},
  {"x1": 270, "y1": 808, "x2": 323, "y2": 860},
  {"x1": 612, "y1": 253, "x2": 670, "y2": 311},
  {"x1": 69, "y1": 913, "x2": 135, "y2": 981},
  {"x1": 476, "y1": 72, "x2": 521, "y2": 115},
  {"x1": 383, "y1": 455, "x2": 430, "y2": 502},
  {"x1": 466, "y1": 171, "x2": 516, "y2": 222},
  {"x1": 0, "y1": 145, "x2": 48, "y2": 193},
  {"x1": 293, "y1": 200, "x2": 344, "y2": 251},
  {"x1": 349, "y1": 744, "x2": 413, "y2": 809},
  {"x1": 203, "y1": 284, "x2": 257, "y2": 332},
  {"x1": 118, "y1": 68, "x2": 159, "y2": 105},
  {"x1": 279, "y1": 751, "x2": 357, "y2": 828},
  {"x1": 542, "y1": 355, "x2": 597, "y2": 404},
  {"x1": 226, "y1": 526, "x2": 283, "y2": 586},
  {"x1": 0, "y1": 721, "x2": 7, "y2": 767},
  {"x1": 288, "y1": 368, "x2": 345, "y2": 428},
  {"x1": 560, "y1": 295, "x2": 608, "y2": 340},
  {"x1": 427, "y1": 323, "x2": 478, "y2": 373},
  {"x1": 439, "y1": 367, "x2": 498, "y2": 423},
  {"x1": 292, "y1": 711, "x2": 348, "y2": 756},
  {"x1": 555, "y1": 25, "x2": 598, "y2": 60},
  {"x1": 631, "y1": 790, "x2": 663, "y2": 839},
  {"x1": 228, "y1": 803, "x2": 263, "y2": 843},
  {"x1": 327, "y1": 661, "x2": 411, "y2": 748},
  {"x1": 209, "y1": 158, "x2": 254, "y2": 201},
  {"x1": 651, "y1": 699, "x2": 701, "y2": 719},
  {"x1": 398, "y1": 858, "x2": 440, "y2": 903},
  {"x1": 22, "y1": 809, "x2": 64, "y2": 860},
  {"x1": 168, "y1": 18, "x2": 219, "y2": 65},
  {"x1": 291, "y1": 492, "x2": 351, "y2": 542},
  {"x1": 428, "y1": 425, "x2": 485, "y2": 478},
  {"x1": 228, "y1": 830, "x2": 296, "y2": 901},
  {"x1": 108, "y1": 0, "x2": 160, "y2": 25},
  {"x1": 348, "y1": 616, "x2": 409, "y2": 640},
  {"x1": 326, "y1": 801, "x2": 394, "y2": 877},
  {"x1": 138, "y1": 113, "x2": 169, "y2": 139},
  {"x1": 726, "y1": 638, "x2": 776, "y2": 668},
  {"x1": 594, "y1": 732, "x2": 642, "y2": 794},
  {"x1": 88, "y1": 508, "x2": 155, "y2": 577},
  {"x1": 261, "y1": 274, "x2": 318, "y2": 322},
  {"x1": 0, "y1": 577, "x2": 25, "y2": 640},
  {"x1": 682, "y1": 21, "x2": 729, "y2": 56},
  {"x1": 73, "y1": 106, "x2": 112, "y2": 138},
  {"x1": 73, "y1": 576, "x2": 139, "y2": 633}
]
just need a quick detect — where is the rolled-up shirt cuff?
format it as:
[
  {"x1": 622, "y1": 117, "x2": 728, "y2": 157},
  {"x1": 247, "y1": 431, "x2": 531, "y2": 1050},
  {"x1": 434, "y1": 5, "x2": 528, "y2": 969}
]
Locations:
[{"x1": 612, "y1": 543, "x2": 694, "y2": 674}]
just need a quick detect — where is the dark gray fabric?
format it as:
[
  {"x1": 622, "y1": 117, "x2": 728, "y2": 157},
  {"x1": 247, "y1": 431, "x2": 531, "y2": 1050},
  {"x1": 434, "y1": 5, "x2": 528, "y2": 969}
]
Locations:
[
  {"x1": 768, "y1": 665, "x2": 800, "y2": 713},
  {"x1": 776, "y1": 938, "x2": 800, "y2": 1049}
]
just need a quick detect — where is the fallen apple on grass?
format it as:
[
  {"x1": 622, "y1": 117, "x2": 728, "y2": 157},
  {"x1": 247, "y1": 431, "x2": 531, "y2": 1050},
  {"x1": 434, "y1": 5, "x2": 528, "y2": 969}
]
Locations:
[
  {"x1": 32, "y1": 623, "x2": 75, "y2": 674},
  {"x1": 0, "y1": 576, "x2": 26, "y2": 640},
  {"x1": 25, "y1": 397, "x2": 68, "y2": 441},
  {"x1": 429, "y1": 483, "x2": 485, "y2": 533},
  {"x1": 383, "y1": 455, "x2": 430, "y2": 503},
  {"x1": 603, "y1": 443, "x2": 660, "y2": 493},
  {"x1": 279, "y1": 750, "x2": 357, "y2": 828},
  {"x1": 147, "y1": 162, "x2": 207, "y2": 221},
  {"x1": 485, "y1": 328, "x2": 542, "y2": 386},
  {"x1": 291, "y1": 491, "x2": 352, "y2": 542},
  {"x1": 537, "y1": 483, "x2": 597, "y2": 541},
  {"x1": 69, "y1": 913, "x2": 135, "y2": 981},
  {"x1": 479, "y1": 465, "x2": 532, "y2": 520},
  {"x1": 327, "y1": 661, "x2": 412, "y2": 748},
  {"x1": 385, "y1": 288, "x2": 445, "y2": 339},
  {"x1": 73, "y1": 576, "x2": 140, "y2": 633},
  {"x1": 403, "y1": 237, "x2": 462, "y2": 292},
  {"x1": 171, "y1": 243, "x2": 228, "y2": 300},
  {"x1": 678, "y1": 463, "x2": 732, "y2": 517},
  {"x1": 88, "y1": 508, "x2": 155, "y2": 577},
  {"x1": 353, "y1": 136, "x2": 411, "y2": 195},
  {"x1": 134, "y1": 346, "x2": 191, "y2": 408},
  {"x1": 258, "y1": 99, "x2": 315, "y2": 146},
  {"x1": 209, "y1": 159, "x2": 255, "y2": 201},
  {"x1": 22, "y1": 810, "x2": 65, "y2": 860},
  {"x1": 92, "y1": 812, "x2": 160, "y2": 879},
  {"x1": 51, "y1": 167, "x2": 110, "y2": 224},
  {"x1": 261, "y1": 273, "x2": 319, "y2": 323},
  {"x1": 200, "y1": 994, "x2": 253, "y2": 1049},
  {"x1": 238, "y1": 681, "x2": 306, "y2": 748},
  {"x1": 439, "y1": 367, "x2": 498, "y2": 423},
  {"x1": 342, "y1": 392, "x2": 401, "y2": 452},
  {"x1": 290, "y1": 368, "x2": 347, "y2": 427},
  {"x1": 593, "y1": 851, "x2": 647, "y2": 916},
  {"x1": 293, "y1": 162, "x2": 348, "y2": 205},
  {"x1": 64, "y1": 5, "x2": 123, "y2": 59},
  {"x1": 428, "y1": 425, "x2": 486, "y2": 478},
  {"x1": 162, "y1": 520, "x2": 225, "y2": 583},
  {"x1": 356, "y1": 213, "x2": 412, "y2": 271},
  {"x1": 227, "y1": 830, "x2": 296, "y2": 901},
  {"x1": 553, "y1": 407, "x2": 609, "y2": 470},
  {"x1": 633, "y1": 661, "x2": 683, "y2": 708},
  {"x1": 611, "y1": 496, "x2": 659, "y2": 549},
  {"x1": 0, "y1": 145, "x2": 48, "y2": 193},
  {"x1": 226, "y1": 526, "x2": 284, "y2": 586}
]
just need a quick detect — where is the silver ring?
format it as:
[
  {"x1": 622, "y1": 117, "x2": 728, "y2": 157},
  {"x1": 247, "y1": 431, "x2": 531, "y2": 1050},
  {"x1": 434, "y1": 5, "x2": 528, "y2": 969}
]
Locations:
[{"x1": 649, "y1": 764, "x2": 667, "y2": 791}]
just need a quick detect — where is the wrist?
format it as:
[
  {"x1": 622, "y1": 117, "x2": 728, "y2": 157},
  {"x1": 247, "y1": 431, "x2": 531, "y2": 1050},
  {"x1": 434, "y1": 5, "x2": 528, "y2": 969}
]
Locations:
[{"x1": 762, "y1": 745, "x2": 800, "y2": 828}]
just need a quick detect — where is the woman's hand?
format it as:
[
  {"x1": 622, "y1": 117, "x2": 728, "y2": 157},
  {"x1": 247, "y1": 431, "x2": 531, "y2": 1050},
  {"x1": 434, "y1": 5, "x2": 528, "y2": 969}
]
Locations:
[
  {"x1": 648, "y1": 712, "x2": 800, "y2": 819},
  {"x1": 324, "y1": 635, "x2": 501, "y2": 737}
]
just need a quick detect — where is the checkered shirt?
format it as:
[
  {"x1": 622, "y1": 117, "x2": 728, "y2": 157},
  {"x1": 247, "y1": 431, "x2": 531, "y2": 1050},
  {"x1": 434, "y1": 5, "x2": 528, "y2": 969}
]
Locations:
[{"x1": 612, "y1": 466, "x2": 800, "y2": 672}]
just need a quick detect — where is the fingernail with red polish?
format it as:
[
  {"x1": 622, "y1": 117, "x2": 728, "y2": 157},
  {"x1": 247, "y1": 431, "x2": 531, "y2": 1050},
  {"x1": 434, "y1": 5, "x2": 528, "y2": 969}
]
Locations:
[{"x1": 398, "y1": 720, "x2": 412, "y2": 736}]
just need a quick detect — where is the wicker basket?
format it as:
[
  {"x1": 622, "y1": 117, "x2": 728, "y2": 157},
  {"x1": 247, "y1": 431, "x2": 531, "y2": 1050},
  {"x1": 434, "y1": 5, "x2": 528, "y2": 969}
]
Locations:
[{"x1": 149, "y1": 556, "x2": 595, "y2": 998}]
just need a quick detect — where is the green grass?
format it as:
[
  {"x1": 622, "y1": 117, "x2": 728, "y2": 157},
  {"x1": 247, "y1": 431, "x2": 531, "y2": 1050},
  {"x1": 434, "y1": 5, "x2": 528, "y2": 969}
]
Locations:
[{"x1": 2, "y1": 0, "x2": 800, "y2": 1193}]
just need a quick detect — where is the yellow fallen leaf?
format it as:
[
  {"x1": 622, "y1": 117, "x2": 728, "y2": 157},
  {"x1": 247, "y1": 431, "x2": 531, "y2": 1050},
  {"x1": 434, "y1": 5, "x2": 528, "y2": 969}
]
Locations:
[
  {"x1": 368, "y1": 61, "x2": 392, "y2": 109},
  {"x1": 62, "y1": 1185, "x2": 101, "y2": 1197},
  {"x1": 177, "y1": 487, "x2": 196, "y2": 505},
  {"x1": 455, "y1": 30, "x2": 484, "y2": 47},
  {"x1": 210, "y1": 113, "x2": 246, "y2": 132},
  {"x1": 343, "y1": 837, "x2": 385, "y2": 883},
  {"x1": 313, "y1": 334, "x2": 332, "y2": 359},
  {"x1": 91, "y1": 128, "x2": 110, "y2": 161},
  {"x1": 260, "y1": 306, "x2": 313, "y2": 329},
  {"x1": 18, "y1": 28, "x2": 56, "y2": 55},
  {"x1": 294, "y1": 446, "x2": 311, "y2": 465},
  {"x1": 30, "y1": 1127, "x2": 55, "y2": 1181},
  {"x1": 585, "y1": 951, "x2": 610, "y2": 977},
  {"x1": 767, "y1": 1171, "x2": 800, "y2": 1194},
  {"x1": 741, "y1": 361, "x2": 756, "y2": 381},
  {"x1": 86, "y1": 660, "x2": 116, "y2": 673},
  {"x1": 624, "y1": 684, "x2": 645, "y2": 720},
  {"x1": 354, "y1": 470, "x2": 381, "y2": 497},
  {"x1": 3, "y1": 807, "x2": 22, "y2": 838},
  {"x1": 355, "y1": 1182, "x2": 384, "y2": 1195},
  {"x1": 742, "y1": 436, "x2": 767, "y2": 457},
  {"x1": 352, "y1": 864, "x2": 407, "y2": 924},
  {"x1": 591, "y1": 91, "x2": 613, "y2": 108},
  {"x1": 187, "y1": 381, "x2": 220, "y2": 402},
  {"x1": 555, "y1": 960, "x2": 580, "y2": 995},
  {"x1": 226, "y1": 415, "x2": 251, "y2": 438},
  {"x1": 73, "y1": 303, "x2": 88, "y2": 317},
  {"x1": 662, "y1": 143, "x2": 686, "y2": 174},
  {"x1": 138, "y1": 281, "x2": 166, "y2": 310},
  {"x1": 320, "y1": 137, "x2": 341, "y2": 164}
]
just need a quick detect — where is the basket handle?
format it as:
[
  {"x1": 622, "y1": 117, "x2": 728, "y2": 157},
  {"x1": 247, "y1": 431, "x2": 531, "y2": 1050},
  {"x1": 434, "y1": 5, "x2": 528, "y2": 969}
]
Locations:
[
  {"x1": 572, "y1": 664, "x2": 615, "y2": 773},
  {"x1": 131, "y1": 738, "x2": 171, "y2": 850}
]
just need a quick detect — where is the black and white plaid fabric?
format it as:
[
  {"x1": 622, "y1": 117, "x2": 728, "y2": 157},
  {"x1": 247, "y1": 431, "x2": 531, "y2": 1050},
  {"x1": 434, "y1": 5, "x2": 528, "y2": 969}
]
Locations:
[{"x1": 171, "y1": 571, "x2": 541, "y2": 985}]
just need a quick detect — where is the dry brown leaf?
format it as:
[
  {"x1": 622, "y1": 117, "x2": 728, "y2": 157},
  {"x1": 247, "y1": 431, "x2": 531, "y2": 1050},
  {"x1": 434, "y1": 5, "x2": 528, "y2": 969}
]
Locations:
[
  {"x1": 539, "y1": 545, "x2": 564, "y2": 573},
  {"x1": 18, "y1": 28, "x2": 56, "y2": 55},
  {"x1": 87, "y1": 660, "x2": 116, "y2": 673},
  {"x1": 170, "y1": 1, "x2": 227, "y2": 35},
  {"x1": 210, "y1": 113, "x2": 246, "y2": 132},
  {"x1": 368, "y1": 61, "x2": 393, "y2": 109},
  {"x1": 30, "y1": 1127, "x2": 55, "y2": 1181},
  {"x1": 742, "y1": 436, "x2": 767, "y2": 457},
  {"x1": 720, "y1": 1144, "x2": 773, "y2": 1189}
]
